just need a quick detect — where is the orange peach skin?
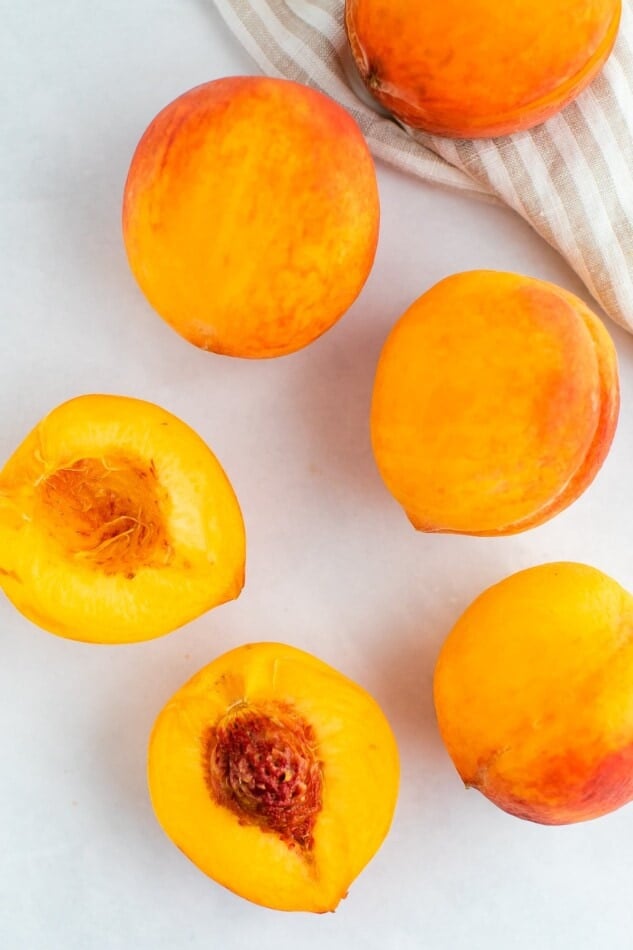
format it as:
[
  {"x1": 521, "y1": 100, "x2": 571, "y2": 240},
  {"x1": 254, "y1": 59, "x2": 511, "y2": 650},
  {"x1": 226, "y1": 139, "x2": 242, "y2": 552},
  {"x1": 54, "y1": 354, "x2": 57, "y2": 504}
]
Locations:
[
  {"x1": 122, "y1": 77, "x2": 379, "y2": 358},
  {"x1": 345, "y1": 0, "x2": 621, "y2": 137},
  {"x1": 434, "y1": 563, "x2": 633, "y2": 824},
  {"x1": 370, "y1": 271, "x2": 619, "y2": 536}
]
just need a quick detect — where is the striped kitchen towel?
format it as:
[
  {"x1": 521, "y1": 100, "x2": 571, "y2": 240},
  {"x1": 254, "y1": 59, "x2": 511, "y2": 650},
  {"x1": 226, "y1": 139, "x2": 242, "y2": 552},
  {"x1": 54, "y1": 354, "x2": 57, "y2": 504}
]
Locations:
[{"x1": 214, "y1": 0, "x2": 633, "y2": 334}]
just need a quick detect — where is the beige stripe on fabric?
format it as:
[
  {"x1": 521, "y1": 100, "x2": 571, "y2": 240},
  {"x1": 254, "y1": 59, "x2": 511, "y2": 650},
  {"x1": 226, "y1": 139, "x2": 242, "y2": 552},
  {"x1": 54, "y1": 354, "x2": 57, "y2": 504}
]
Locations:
[{"x1": 214, "y1": 0, "x2": 633, "y2": 332}]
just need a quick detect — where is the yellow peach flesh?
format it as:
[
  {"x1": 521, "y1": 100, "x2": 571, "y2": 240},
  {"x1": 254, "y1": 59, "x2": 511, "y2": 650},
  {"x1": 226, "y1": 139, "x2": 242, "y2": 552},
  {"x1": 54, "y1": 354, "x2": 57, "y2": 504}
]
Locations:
[
  {"x1": 0, "y1": 395, "x2": 245, "y2": 642},
  {"x1": 148, "y1": 642, "x2": 400, "y2": 912}
]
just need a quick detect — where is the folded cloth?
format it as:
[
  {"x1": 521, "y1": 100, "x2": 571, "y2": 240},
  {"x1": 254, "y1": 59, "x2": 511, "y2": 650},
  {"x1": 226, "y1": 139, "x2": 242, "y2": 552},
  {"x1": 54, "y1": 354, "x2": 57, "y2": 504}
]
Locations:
[{"x1": 214, "y1": 0, "x2": 633, "y2": 333}]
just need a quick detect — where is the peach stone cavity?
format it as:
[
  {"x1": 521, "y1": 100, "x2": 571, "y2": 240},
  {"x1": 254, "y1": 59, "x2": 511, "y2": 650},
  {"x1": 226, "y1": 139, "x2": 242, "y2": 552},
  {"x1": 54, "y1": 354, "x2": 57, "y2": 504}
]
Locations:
[
  {"x1": 206, "y1": 703, "x2": 323, "y2": 851},
  {"x1": 35, "y1": 455, "x2": 170, "y2": 577}
]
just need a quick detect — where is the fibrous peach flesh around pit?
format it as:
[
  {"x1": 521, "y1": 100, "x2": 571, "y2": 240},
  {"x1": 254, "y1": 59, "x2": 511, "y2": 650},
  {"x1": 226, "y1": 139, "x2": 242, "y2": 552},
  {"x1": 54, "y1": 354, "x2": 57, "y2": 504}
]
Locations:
[
  {"x1": 0, "y1": 394, "x2": 246, "y2": 643},
  {"x1": 205, "y1": 703, "x2": 323, "y2": 851},
  {"x1": 35, "y1": 454, "x2": 171, "y2": 575},
  {"x1": 148, "y1": 642, "x2": 400, "y2": 911}
]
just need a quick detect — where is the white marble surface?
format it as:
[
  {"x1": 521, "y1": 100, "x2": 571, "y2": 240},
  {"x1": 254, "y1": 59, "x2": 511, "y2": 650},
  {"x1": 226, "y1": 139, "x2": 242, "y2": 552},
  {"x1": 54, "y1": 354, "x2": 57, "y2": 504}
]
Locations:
[{"x1": 3, "y1": 2, "x2": 633, "y2": 948}]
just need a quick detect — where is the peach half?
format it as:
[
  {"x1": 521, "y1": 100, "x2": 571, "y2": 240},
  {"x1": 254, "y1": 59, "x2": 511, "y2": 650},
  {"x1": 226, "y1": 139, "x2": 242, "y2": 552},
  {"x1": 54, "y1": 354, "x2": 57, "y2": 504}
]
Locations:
[
  {"x1": 148, "y1": 642, "x2": 400, "y2": 912},
  {"x1": 345, "y1": 0, "x2": 621, "y2": 137},
  {"x1": 123, "y1": 76, "x2": 379, "y2": 358},
  {"x1": 370, "y1": 271, "x2": 619, "y2": 536},
  {"x1": 434, "y1": 563, "x2": 633, "y2": 824},
  {"x1": 0, "y1": 395, "x2": 245, "y2": 643}
]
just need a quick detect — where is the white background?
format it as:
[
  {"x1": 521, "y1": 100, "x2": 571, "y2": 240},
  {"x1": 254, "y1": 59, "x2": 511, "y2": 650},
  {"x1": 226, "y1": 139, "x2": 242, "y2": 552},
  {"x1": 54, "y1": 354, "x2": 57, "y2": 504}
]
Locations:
[{"x1": 3, "y1": 2, "x2": 633, "y2": 948}]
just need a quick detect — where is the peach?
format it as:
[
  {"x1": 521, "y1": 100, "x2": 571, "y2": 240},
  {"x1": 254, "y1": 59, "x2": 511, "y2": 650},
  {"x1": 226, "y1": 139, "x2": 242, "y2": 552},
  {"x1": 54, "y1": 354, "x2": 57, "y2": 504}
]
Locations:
[
  {"x1": 434, "y1": 562, "x2": 633, "y2": 824},
  {"x1": 370, "y1": 271, "x2": 619, "y2": 536},
  {"x1": 345, "y1": 0, "x2": 621, "y2": 137},
  {"x1": 122, "y1": 76, "x2": 379, "y2": 358},
  {"x1": 148, "y1": 642, "x2": 400, "y2": 912},
  {"x1": 0, "y1": 395, "x2": 245, "y2": 643}
]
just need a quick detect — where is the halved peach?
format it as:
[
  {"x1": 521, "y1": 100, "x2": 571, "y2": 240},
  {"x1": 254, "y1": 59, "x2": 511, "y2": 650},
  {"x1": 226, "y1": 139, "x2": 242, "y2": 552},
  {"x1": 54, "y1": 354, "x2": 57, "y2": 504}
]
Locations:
[
  {"x1": 148, "y1": 642, "x2": 400, "y2": 912},
  {"x1": 0, "y1": 395, "x2": 245, "y2": 642}
]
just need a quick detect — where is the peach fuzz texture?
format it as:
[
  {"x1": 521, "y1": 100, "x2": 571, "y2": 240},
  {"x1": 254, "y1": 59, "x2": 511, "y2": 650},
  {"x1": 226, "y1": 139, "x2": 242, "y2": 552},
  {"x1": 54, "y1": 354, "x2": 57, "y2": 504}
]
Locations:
[
  {"x1": 434, "y1": 563, "x2": 633, "y2": 825},
  {"x1": 345, "y1": 0, "x2": 621, "y2": 137},
  {"x1": 370, "y1": 270, "x2": 619, "y2": 536},
  {"x1": 122, "y1": 76, "x2": 380, "y2": 358}
]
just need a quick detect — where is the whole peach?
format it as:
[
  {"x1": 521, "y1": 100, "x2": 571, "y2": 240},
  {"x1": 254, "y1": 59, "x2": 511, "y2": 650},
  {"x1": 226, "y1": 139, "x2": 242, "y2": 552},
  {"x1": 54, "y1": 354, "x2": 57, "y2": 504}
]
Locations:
[
  {"x1": 123, "y1": 77, "x2": 379, "y2": 358},
  {"x1": 434, "y1": 563, "x2": 633, "y2": 824},
  {"x1": 370, "y1": 271, "x2": 619, "y2": 536},
  {"x1": 346, "y1": 0, "x2": 621, "y2": 137}
]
